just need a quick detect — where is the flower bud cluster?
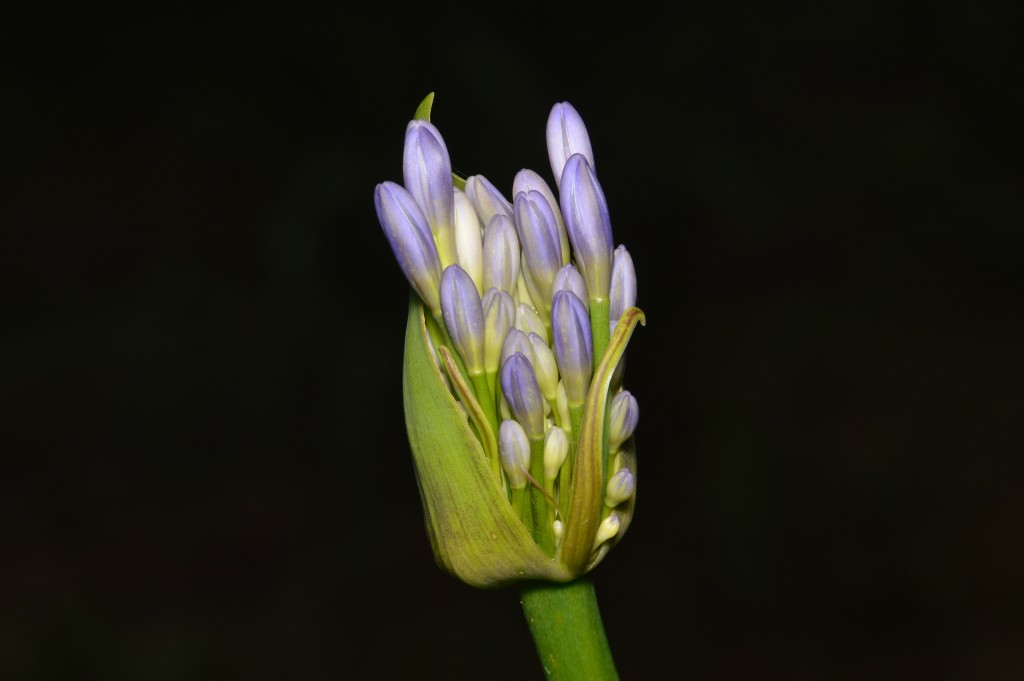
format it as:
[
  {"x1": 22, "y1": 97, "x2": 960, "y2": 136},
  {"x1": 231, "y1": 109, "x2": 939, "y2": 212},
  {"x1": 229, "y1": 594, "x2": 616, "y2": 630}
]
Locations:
[{"x1": 375, "y1": 96, "x2": 642, "y2": 577}]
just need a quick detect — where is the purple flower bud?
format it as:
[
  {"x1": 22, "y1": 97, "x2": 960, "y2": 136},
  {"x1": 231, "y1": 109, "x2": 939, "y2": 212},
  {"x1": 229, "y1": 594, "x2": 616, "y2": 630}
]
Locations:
[
  {"x1": 500, "y1": 353, "x2": 546, "y2": 439},
  {"x1": 514, "y1": 169, "x2": 570, "y2": 265},
  {"x1": 374, "y1": 181, "x2": 442, "y2": 316},
  {"x1": 551, "y1": 290, "x2": 593, "y2": 406},
  {"x1": 440, "y1": 265, "x2": 485, "y2": 375},
  {"x1": 403, "y1": 120, "x2": 456, "y2": 267},
  {"x1": 605, "y1": 468, "x2": 636, "y2": 506},
  {"x1": 482, "y1": 288, "x2": 515, "y2": 376},
  {"x1": 465, "y1": 174, "x2": 513, "y2": 226},
  {"x1": 500, "y1": 328, "x2": 535, "y2": 369},
  {"x1": 482, "y1": 214, "x2": 521, "y2": 296},
  {"x1": 499, "y1": 419, "x2": 530, "y2": 489},
  {"x1": 546, "y1": 102, "x2": 595, "y2": 191},
  {"x1": 551, "y1": 264, "x2": 589, "y2": 312},
  {"x1": 560, "y1": 154, "x2": 614, "y2": 304},
  {"x1": 514, "y1": 190, "x2": 564, "y2": 310},
  {"x1": 608, "y1": 390, "x2": 639, "y2": 450},
  {"x1": 609, "y1": 245, "x2": 637, "y2": 329}
]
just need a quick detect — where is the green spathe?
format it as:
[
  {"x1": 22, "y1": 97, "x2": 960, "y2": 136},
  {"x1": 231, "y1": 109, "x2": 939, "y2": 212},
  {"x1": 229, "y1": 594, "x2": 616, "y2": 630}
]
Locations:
[
  {"x1": 403, "y1": 296, "x2": 573, "y2": 587},
  {"x1": 403, "y1": 295, "x2": 645, "y2": 587}
]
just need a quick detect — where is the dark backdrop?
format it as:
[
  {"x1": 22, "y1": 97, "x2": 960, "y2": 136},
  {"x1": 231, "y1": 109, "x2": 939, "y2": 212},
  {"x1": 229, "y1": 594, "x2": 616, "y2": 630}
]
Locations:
[{"x1": 4, "y1": 3, "x2": 1022, "y2": 680}]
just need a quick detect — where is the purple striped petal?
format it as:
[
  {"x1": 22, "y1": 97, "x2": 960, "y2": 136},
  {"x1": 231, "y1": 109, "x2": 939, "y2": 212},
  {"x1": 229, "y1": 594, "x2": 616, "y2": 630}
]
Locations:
[
  {"x1": 608, "y1": 390, "x2": 639, "y2": 450},
  {"x1": 403, "y1": 120, "x2": 456, "y2": 266},
  {"x1": 440, "y1": 264, "x2": 485, "y2": 375},
  {"x1": 551, "y1": 290, "x2": 593, "y2": 406},
  {"x1": 559, "y1": 154, "x2": 614, "y2": 304},
  {"x1": 514, "y1": 190, "x2": 564, "y2": 310},
  {"x1": 551, "y1": 263, "x2": 589, "y2": 312},
  {"x1": 482, "y1": 214, "x2": 521, "y2": 295},
  {"x1": 546, "y1": 102, "x2": 594, "y2": 190},
  {"x1": 465, "y1": 174, "x2": 513, "y2": 226},
  {"x1": 514, "y1": 169, "x2": 570, "y2": 265},
  {"x1": 500, "y1": 352, "x2": 546, "y2": 439},
  {"x1": 374, "y1": 181, "x2": 442, "y2": 316}
]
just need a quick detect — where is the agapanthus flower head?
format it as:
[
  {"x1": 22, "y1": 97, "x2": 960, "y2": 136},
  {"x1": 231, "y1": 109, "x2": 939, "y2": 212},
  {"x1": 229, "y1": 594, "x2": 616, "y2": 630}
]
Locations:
[{"x1": 375, "y1": 94, "x2": 645, "y2": 587}]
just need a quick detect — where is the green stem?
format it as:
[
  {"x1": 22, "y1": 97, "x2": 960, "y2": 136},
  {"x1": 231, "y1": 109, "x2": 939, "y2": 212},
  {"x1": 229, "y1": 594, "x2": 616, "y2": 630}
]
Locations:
[
  {"x1": 529, "y1": 439, "x2": 555, "y2": 556},
  {"x1": 590, "y1": 298, "x2": 610, "y2": 374},
  {"x1": 520, "y1": 577, "x2": 619, "y2": 681}
]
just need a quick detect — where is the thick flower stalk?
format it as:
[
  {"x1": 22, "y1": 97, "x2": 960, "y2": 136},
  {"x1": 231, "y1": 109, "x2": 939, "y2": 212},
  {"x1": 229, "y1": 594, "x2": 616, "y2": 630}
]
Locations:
[{"x1": 374, "y1": 94, "x2": 643, "y2": 680}]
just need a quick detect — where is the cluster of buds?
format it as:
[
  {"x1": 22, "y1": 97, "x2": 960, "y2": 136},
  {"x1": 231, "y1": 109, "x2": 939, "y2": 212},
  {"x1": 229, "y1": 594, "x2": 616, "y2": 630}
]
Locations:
[{"x1": 374, "y1": 94, "x2": 644, "y2": 587}]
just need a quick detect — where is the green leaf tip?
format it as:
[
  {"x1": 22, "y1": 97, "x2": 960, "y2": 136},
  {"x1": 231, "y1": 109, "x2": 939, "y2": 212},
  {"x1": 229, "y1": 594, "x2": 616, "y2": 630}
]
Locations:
[{"x1": 413, "y1": 92, "x2": 435, "y2": 122}]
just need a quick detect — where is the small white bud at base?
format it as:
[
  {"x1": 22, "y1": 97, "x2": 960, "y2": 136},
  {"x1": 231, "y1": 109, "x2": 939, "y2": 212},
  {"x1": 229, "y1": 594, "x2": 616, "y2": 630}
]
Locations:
[
  {"x1": 553, "y1": 519, "x2": 564, "y2": 545},
  {"x1": 593, "y1": 514, "x2": 621, "y2": 548},
  {"x1": 543, "y1": 426, "x2": 570, "y2": 481}
]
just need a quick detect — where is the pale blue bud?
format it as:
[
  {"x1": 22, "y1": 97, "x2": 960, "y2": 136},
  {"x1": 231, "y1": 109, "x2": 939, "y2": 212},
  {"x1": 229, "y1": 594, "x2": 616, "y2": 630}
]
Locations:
[
  {"x1": 482, "y1": 215, "x2": 521, "y2": 296},
  {"x1": 440, "y1": 265, "x2": 485, "y2": 375},
  {"x1": 551, "y1": 263, "x2": 589, "y2": 312},
  {"x1": 514, "y1": 190, "x2": 564, "y2": 311},
  {"x1": 527, "y1": 333, "x2": 559, "y2": 402},
  {"x1": 452, "y1": 189, "x2": 484, "y2": 294},
  {"x1": 500, "y1": 353, "x2": 546, "y2": 439},
  {"x1": 608, "y1": 390, "x2": 639, "y2": 450},
  {"x1": 513, "y1": 169, "x2": 570, "y2": 266},
  {"x1": 500, "y1": 328, "x2": 535, "y2": 369},
  {"x1": 465, "y1": 174, "x2": 513, "y2": 226},
  {"x1": 551, "y1": 290, "x2": 593, "y2": 406},
  {"x1": 605, "y1": 468, "x2": 636, "y2": 506},
  {"x1": 403, "y1": 120, "x2": 456, "y2": 267},
  {"x1": 546, "y1": 102, "x2": 594, "y2": 191},
  {"x1": 374, "y1": 181, "x2": 443, "y2": 316},
  {"x1": 594, "y1": 513, "x2": 620, "y2": 546},
  {"x1": 560, "y1": 154, "x2": 614, "y2": 304},
  {"x1": 543, "y1": 426, "x2": 569, "y2": 482},
  {"x1": 499, "y1": 419, "x2": 531, "y2": 490},
  {"x1": 609, "y1": 245, "x2": 637, "y2": 329},
  {"x1": 482, "y1": 288, "x2": 516, "y2": 376},
  {"x1": 515, "y1": 302, "x2": 548, "y2": 342}
]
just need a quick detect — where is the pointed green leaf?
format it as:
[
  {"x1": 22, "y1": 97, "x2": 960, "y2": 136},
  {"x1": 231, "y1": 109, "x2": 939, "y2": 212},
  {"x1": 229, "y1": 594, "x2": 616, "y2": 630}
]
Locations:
[{"x1": 413, "y1": 92, "x2": 435, "y2": 121}]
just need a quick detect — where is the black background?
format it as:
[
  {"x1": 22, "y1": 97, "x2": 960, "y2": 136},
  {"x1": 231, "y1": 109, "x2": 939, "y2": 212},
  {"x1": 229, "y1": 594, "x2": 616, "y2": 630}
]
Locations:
[{"x1": 4, "y1": 3, "x2": 1023, "y2": 680}]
